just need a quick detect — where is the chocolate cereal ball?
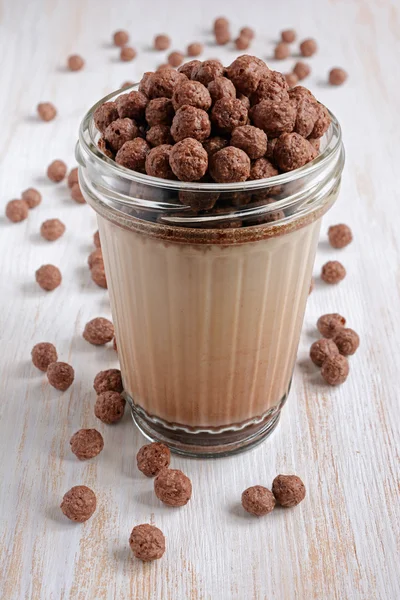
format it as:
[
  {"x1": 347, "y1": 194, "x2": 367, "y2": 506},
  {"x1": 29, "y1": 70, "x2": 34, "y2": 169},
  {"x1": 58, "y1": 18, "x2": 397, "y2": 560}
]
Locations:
[
  {"x1": 67, "y1": 168, "x2": 79, "y2": 188},
  {"x1": 179, "y1": 190, "x2": 219, "y2": 211},
  {"x1": 289, "y1": 87, "x2": 319, "y2": 138},
  {"x1": 93, "y1": 368, "x2": 123, "y2": 394},
  {"x1": 147, "y1": 69, "x2": 187, "y2": 99},
  {"x1": 113, "y1": 30, "x2": 129, "y2": 47},
  {"x1": 187, "y1": 42, "x2": 203, "y2": 57},
  {"x1": 71, "y1": 182, "x2": 85, "y2": 204},
  {"x1": 333, "y1": 328, "x2": 360, "y2": 356},
  {"x1": 311, "y1": 103, "x2": 331, "y2": 138},
  {"x1": 241, "y1": 485, "x2": 275, "y2": 516},
  {"x1": 115, "y1": 138, "x2": 150, "y2": 172},
  {"x1": 31, "y1": 342, "x2": 58, "y2": 371},
  {"x1": 210, "y1": 147, "x2": 250, "y2": 183},
  {"x1": 22, "y1": 188, "x2": 42, "y2": 209},
  {"x1": 211, "y1": 97, "x2": 248, "y2": 134},
  {"x1": 120, "y1": 46, "x2": 136, "y2": 62},
  {"x1": 202, "y1": 136, "x2": 228, "y2": 157},
  {"x1": 104, "y1": 118, "x2": 139, "y2": 153},
  {"x1": 172, "y1": 80, "x2": 212, "y2": 111},
  {"x1": 178, "y1": 60, "x2": 201, "y2": 79},
  {"x1": 321, "y1": 354, "x2": 349, "y2": 385},
  {"x1": 47, "y1": 160, "x2": 67, "y2": 183},
  {"x1": 94, "y1": 102, "x2": 119, "y2": 133},
  {"x1": 37, "y1": 102, "x2": 57, "y2": 122},
  {"x1": 129, "y1": 524, "x2": 166, "y2": 561},
  {"x1": 70, "y1": 429, "x2": 104, "y2": 460},
  {"x1": 235, "y1": 35, "x2": 251, "y2": 51},
  {"x1": 208, "y1": 76, "x2": 236, "y2": 103},
  {"x1": 138, "y1": 72, "x2": 154, "y2": 96},
  {"x1": 328, "y1": 224, "x2": 353, "y2": 249},
  {"x1": 137, "y1": 442, "x2": 171, "y2": 477},
  {"x1": 309, "y1": 338, "x2": 339, "y2": 367},
  {"x1": 35, "y1": 264, "x2": 62, "y2": 291},
  {"x1": 97, "y1": 137, "x2": 114, "y2": 159},
  {"x1": 88, "y1": 248, "x2": 103, "y2": 269},
  {"x1": 231, "y1": 125, "x2": 267, "y2": 159},
  {"x1": 168, "y1": 51, "x2": 184, "y2": 67},
  {"x1": 91, "y1": 263, "x2": 107, "y2": 288},
  {"x1": 321, "y1": 261, "x2": 346, "y2": 284},
  {"x1": 169, "y1": 138, "x2": 208, "y2": 181},
  {"x1": 300, "y1": 38, "x2": 318, "y2": 57},
  {"x1": 5, "y1": 199, "x2": 29, "y2": 223},
  {"x1": 281, "y1": 29, "x2": 296, "y2": 43},
  {"x1": 274, "y1": 132, "x2": 312, "y2": 172},
  {"x1": 251, "y1": 71, "x2": 289, "y2": 105},
  {"x1": 226, "y1": 55, "x2": 269, "y2": 95},
  {"x1": 47, "y1": 361, "x2": 75, "y2": 391},
  {"x1": 272, "y1": 474, "x2": 306, "y2": 507},
  {"x1": 154, "y1": 468, "x2": 192, "y2": 507},
  {"x1": 145, "y1": 144, "x2": 175, "y2": 179},
  {"x1": 249, "y1": 157, "x2": 278, "y2": 180},
  {"x1": 329, "y1": 68, "x2": 348, "y2": 86},
  {"x1": 95, "y1": 391, "x2": 126, "y2": 424},
  {"x1": 191, "y1": 59, "x2": 224, "y2": 86},
  {"x1": 67, "y1": 54, "x2": 85, "y2": 71},
  {"x1": 83, "y1": 317, "x2": 114, "y2": 345},
  {"x1": 250, "y1": 98, "x2": 296, "y2": 138},
  {"x1": 317, "y1": 313, "x2": 346, "y2": 338},
  {"x1": 146, "y1": 125, "x2": 173, "y2": 147},
  {"x1": 274, "y1": 42, "x2": 290, "y2": 60},
  {"x1": 293, "y1": 61, "x2": 311, "y2": 81},
  {"x1": 145, "y1": 98, "x2": 174, "y2": 127},
  {"x1": 154, "y1": 34, "x2": 171, "y2": 50},
  {"x1": 40, "y1": 219, "x2": 66, "y2": 241},
  {"x1": 61, "y1": 485, "x2": 96, "y2": 522},
  {"x1": 116, "y1": 91, "x2": 148, "y2": 121},
  {"x1": 285, "y1": 73, "x2": 299, "y2": 88},
  {"x1": 171, "y1": 105, "x2": 211, "y2": 142}
]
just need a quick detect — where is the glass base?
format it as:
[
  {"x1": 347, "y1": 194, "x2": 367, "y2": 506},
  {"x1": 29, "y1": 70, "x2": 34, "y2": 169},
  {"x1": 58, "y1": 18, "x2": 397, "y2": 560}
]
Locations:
[{"x1": 127, "y1": 395, "x2": 287, "y2": 458}]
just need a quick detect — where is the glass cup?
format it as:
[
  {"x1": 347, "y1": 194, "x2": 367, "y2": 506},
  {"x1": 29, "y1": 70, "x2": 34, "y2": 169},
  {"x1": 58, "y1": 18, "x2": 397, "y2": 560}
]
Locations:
[{"x1": 77, "y1": 86, "x2": 344, "y2": 457}]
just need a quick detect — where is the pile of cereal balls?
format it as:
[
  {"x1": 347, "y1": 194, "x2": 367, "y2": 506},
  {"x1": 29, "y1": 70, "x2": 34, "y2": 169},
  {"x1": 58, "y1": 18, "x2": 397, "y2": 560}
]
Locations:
[{"x1": 94, "y1": 55, "x2": 330, "y2": 189}]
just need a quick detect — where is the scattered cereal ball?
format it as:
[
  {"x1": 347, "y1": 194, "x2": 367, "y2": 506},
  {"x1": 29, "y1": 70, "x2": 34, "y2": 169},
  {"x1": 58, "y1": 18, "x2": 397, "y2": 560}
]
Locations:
[
  {"x1": 47, "y1": 160, "x2": 67, "y2": 183},
  {"x1": 211, "y1": 97, "x2": 248, "y2": 134},
  {"x1": 129, "y1": 524, "x2": 166, "y2": 561},
  {"x1": 47, "y1": 361, "x2": 74, "y2": 391},
  {"x1": 93, "y1": 230, "x2": 101, "y2": 248},
  {"x1": 311, "y1": 103, "x2": 331, "y2": 138},
  {"x1": 91, "y1": 263, "x2": 107, "y2": 288},
  {"x1": 235, "y1": 35, "x2": 251, "y2": 51},
  {"x1": 67, "y1": 168, "x2": 79, "y2": 189},
  {"x1": 61, "y1": 486, "x2": 96, "y2": 522},
  {"x1": 208, "y1": 76, "x2": 236, "y2": 103},
  {"x1": 67, "y1": 54, "x2": 85, "y2": 71},
  {"x1": 281, "y1": 29, "x2": 296, "y2": 43},
  {"x1": 210, "y1": 146, "x2": 250, "y2": 183},
  {"x1": 300, "y1": 38, "x2": 318, "y2": 57},
  {"x1": 250, "y1": 98, "x2": 296, "y2": 138},
  {"x1": 226, "y1": 55, "x2": 269, "y2": 96},
  {"x1": 157, "y1": 63, "x2": 174, "y2": 72},
  {"x1": 169, "y1": 137, "x2": 208, "y2": 181},
  {"x1": 154, "y1": 34, "x2": 171, "y2": 50},
  {"x1": 83, "y1": 317, "x2": 114, "y2": 345},
  {"x1": 317, "y1": 313, "x2": 346, "y2": 338},
  {"x1": 333, "y1": 328, "x2": 360, "y2": 356},
  {"x1": 285, "y1": 73, "x2": 298, "y2": 88},
  {"x1": 116, "y1": 91, "x2": 148, "y2": 121},
  {"x1": 37, "y1": 102, "x2": 57, "y2": 122},
  {"x1": 321, "y1": 354, "x2": 349, "y2": 385},
  {"x1": 241, "y1": 485, "x2": 275, "y2": 516},
  {"x1": 88, "y1": 248, "x2": 103, "y2": 269},
  {"x1": 70, "y1": 429, "x2": 104, "y2": 460},
  {"x1": 40, "y1": 218, "x2": 66, "y2": 241},
  {"x1": 172, "y1": 80, "x2": 212, "y2": 111},
  {"x1": 147, "y1": 69, "x2": 187, "y2": 99},
  {"x1": 187, "y1": 42, "x2": 203, "y2": 56},
  {"x1": 71, "y1": 182, "x2": 86, "y2": 204},
  {"x1": 272, "y1": 474, "x2": 306, "y2": 507},
  {"x1": 274, "y1": 42, "x2": 290, "y2": 60},
  {"x1": 22, "y1": 188, "x2": 41, "y2": 209},
  {"x1": 328, "y1": 224, "x2": 353, "y2": 249},
  {"x1": 179, "y1": 190, "x2": 219, "y2": 211},
  {"x1": 95, "y1": 391, "x2": 126, "y2": 424},
  {"x1": 145, "y1": 98, "x2": 174, "y2": 127},
  {"x1": 93, "y1": 368, "x2": 123, "y2": 394},
  {"x1": 104, "y1": 118, "x2": 139, "y2": 153},
  {"x1": 321, "y1": 261, "x2": 346, "y2": 284},
  {"x1": 113, "y1": 30, "x2": 129, "y2": 47},
  {"x1": 213, "y1": 16, "x2": 229, "y2": 31},
  {"x1": 168, "y1": 51, "x2": 184, "y2": 67},
  {"x1": 191, "y1": 59, "x2": 224, "y2": 86},
  {"x1": 215, "y1": 28, "x2": 231, "y2": 45},
  {"x1": 5, "y1": 199, "x2": 29, "y2": 223},
  {"x1": 249, "y1": 157, "x2": 278, "y2": 180},
  {"x1": 31, "y1": 342, "x2": 58, "y2": 372},
  {"x1": 94, "y1": 102, "x2": 119, "y2": 133},
  {"x1": 145, "y1": 144, "x2": 175, "y2": 179},
  {"x1": 293, "y1": 61, "x2": 311, "y2": 80},
  {"x1": 178, "y1": 59, "x2": 201, "y2": 79},
  {"x1": 202, "y1": 136, "x2": 228, "y2": 157},
  {"x1": 154, "y1": 468, "x2": 192, "y2": 507},
  {"x1": 137, "y1": 442, "x2": 171, "y2": 477},
  {"x1": 116, "y1": 138, "x2": 150, "y2": 172},
  {"x1": 309, "y1": 338, "x2": 339, "y2": 367},
  {"x1": 273, "y1": 132, "x2": 312, "y2": 171},
  {"x1": 251, "y1": 71, "x2": 289, "y2": 105},
  {"x1": 35, "y1": 264, "x2": 62, "y2": 291},
  {"x1": 240, "y1": 26, "x2": 255, "y2": 39},
  {"x1": 231, "y1": 125, "x2": 267, "y2": 159},
  {"x1": 329, "y1": 68, "x2": 347, "y2": 86},
  {"x1": 120, "y1": 46, "x2": 136, "y2": 62}
]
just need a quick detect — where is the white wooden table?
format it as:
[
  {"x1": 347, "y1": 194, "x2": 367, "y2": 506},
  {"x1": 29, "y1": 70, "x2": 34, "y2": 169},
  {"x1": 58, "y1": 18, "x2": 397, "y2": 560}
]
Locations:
[{"x1": 1, "y1": 0, "x2": 399, "y2": 598}]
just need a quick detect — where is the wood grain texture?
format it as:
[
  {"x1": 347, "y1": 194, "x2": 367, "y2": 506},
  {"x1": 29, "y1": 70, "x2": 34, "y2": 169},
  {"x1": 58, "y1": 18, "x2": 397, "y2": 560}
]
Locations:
[{"x1": 0, "y1": 0, "x2": 399, "y2": 598}]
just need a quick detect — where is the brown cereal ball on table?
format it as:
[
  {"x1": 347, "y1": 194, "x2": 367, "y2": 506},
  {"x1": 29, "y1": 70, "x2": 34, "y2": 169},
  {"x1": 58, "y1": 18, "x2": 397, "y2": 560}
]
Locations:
[
  {"x1": 321, "y1": 260, "x2": 346, "y2": 284},
  {"x1": 168, "y1": 51, "x2": 184, "y2": 67},
  {"x1": 154, "y1": 468, "x2": 192, "y2": 507},
  {"x1": 83, "y1": 317, "x2": 114, "y2": 345},
  {"x1": 40, "y1": 219, "x2": 66, "y2": 241},
  {"x1": 202, "y1": 136, "x2": 228, "y2": 157},
  {"x1": 31, "y1": 342, "x2": 58, "y2": 372},
  {"x1": 210, "y1": 147, "x2": 250, "y2": 183},
  {"x1": 35, "y1": 264, "x2": 62, "y2": 291},
  {"x1": 71, "y1": 182, "x2": 85, "y2": 204},
  {"x1": 91, "y1": 263, "x2": 107, "y2": 288},
  {"x1": 5, "y1": 199, "x2": 28, "y2": 223},
  {"x1": 329, "y1": 68, "x2": 348, "y2": 86},
  {"x1": 145, "y1": 98, "x2": 174, "y2": 127},
  {"x1": 137, "y1": 442, "x2": 171, "y2": 477},
  {"x1": 113, "y1": 30, "x2": 129, "y2": 47},
  {"x1": 213, "y1": 16, "x2": 229, "y2": 31},
  {"x1": 178, "y1": 60, "x2": 201, "y2": 79},
  {"x1": 333, "y1": 328, "x2": 360, "y2": 356},
  {"x1": 187, "y1": 42, "x2": 203, "y2": 57},
  {"x1": 94, "y1": 102, "x2": 119, "y2": 133},
  {"x1": 249, "y1": 157, "x2": 278, "y2": 180},
  {"x1": 37, "y1": 102, "x2": 57, "y2": 122},
  {"x1": 22, "y1": 188, "x2": 41, "y2": 209},
  {"x1": 88, "y1": 248, "x2": 103, "y2": 269},
  {"x1": 250, "y1": 98, "x2": 296, "y2": 138},
  {"x1": 171, "y1": 105, "x2": 211, "y2": 142},
  {"x1": 70, "y1": 429, "x2": 104, "y2": 460},
  {"x1": 95, "y1": 391, "x2": 126, "y2": 424},
  {"x1": 317, "y1": 313, "x2": 346, "y2": 338},
  {"x1": 145, "y1": 145, "x2": 175, "y2": 179},
  {"x1": 116, "y1": 91, "x2": 148, "y2": 121},
  {"x1": 281, "y1": 29, "x2": 296, "y2": 43},
  {"x1": 104, "y1": 118, "x2": 138, "y2": 153},
  {"x1": 47, "y1": 160, "x2": 67, "y2": 183},
  {"x1": 67, "y1": 54, "x2": 84, "y2": 71},
  {"x1": 311, "y1": 104, "x2": 331, "y2": 138},
  {"x1": 61, "y1": 486, "x2": 96, "y2": 522},
  {"x1": 169, "y1": 138, "x2": 208, "y2": 181},
  {"x1": 67, "y1": 168, "x2": 79, "y2": 189},
  {"x1": 300, "y1": 38, "x2": 318, "y2": 57},
  {"x1": 328, "y1": 224, "x2": 353, "y2": 248},
  {"x1": 215, "y1": 28, "x2": 231, "y2": 45},
  {"x1": 240, "y1": 26, "x2": 255, "y2": 39},
  {"x1": 226, "y1": 55, "x2": 269, "y2": 96},
  {"x1": 274, "y1": 42, "x2": 290, "y2": 60},
  {"x1": 115, "y1": 138, "x2": 150, "y2": 172},
  {"x1": 208, "y1": 76, "x2": 236, "y2": 103},
  {"x1": 179, "y1": 190, "x2": 219, "y2": 211},
  {"x1": 235, "y1": 36, "x2": 251, "y2": 51},
  {"x1": 241, "y1": 485, "x2": 275, "y2": 516},
  {"x1": 272, "y1": 475, "x2": 306, "y2": 507},
  {"x1": 231, "y1": 125, "x2": 267, "y2": 159},
  {"x1": 47, "y1": 362, "x2": 74, "y2": 391},
  {"x1": 251, "y1": 71, "x2": 289, "y2": 105},
  {"x1": 191, "y1": 59, "x2": 224, "y2": 86},
  {"x1": 120, "y1": 46, "x2": 136, "y2": 62},
  {"x1": 147, "y1": 69, "x2": 187, "y2": 99},
  {"x1": 154, "y1": 34, "x2": 171, "y2": 50},
  {"x1": 273, "y1": 132, "x2": 312, "y2": 172},
  {"x1": 211, "y1": 97, "x2": 248, "y2": 134},
  {"x1": 172, "y1": 80, "x2": 212, "y2": 111},
  {"x1": 285, "y1": 73, "x2": 298, "y2": 88},
  {"x1": 129, "y1": 524, "x2": 166, "y2": 561},
  {"x1": 321, "y1": 354, "x2": 349, "y2": 385},
  {"x1": 94, "y1": 368, "x2": 123, "y2": 394},
  {"x1": 309, "y1": 338, "x2": 339, "y2": 367},
  {"x1": 293, "y1": 61, "x2": 311, "y2": 80}
]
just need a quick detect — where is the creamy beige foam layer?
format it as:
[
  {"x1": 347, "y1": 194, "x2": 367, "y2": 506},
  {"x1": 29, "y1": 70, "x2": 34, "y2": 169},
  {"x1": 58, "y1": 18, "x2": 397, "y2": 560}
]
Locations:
[{"x1": 99, "y1": 217, "x2": 321, "y2": 429}]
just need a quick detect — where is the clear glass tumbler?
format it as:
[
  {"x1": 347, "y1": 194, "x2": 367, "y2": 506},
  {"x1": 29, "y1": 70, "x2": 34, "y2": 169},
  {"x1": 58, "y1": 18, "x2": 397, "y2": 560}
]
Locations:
[{"x1": 77, "y1": 87, "x2": 344, "y2": 457}]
